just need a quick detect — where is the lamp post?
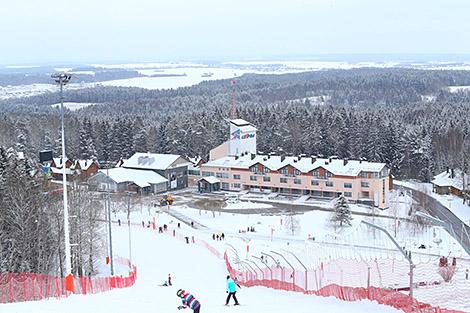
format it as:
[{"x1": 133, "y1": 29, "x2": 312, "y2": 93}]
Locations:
[{"x1": 52, "y1": 72, "x2": 74, "y2": 291}]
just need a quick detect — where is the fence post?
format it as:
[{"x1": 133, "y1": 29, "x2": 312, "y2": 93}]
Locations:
[
  {"x1": 271, "y1": 251, "x2": 296, "y2": 291},
  {"x1": 282, "y1": 249, "x2": 308, "y2": 291}
]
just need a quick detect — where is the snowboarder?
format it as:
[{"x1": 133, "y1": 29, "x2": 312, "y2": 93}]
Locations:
[
  {"x1": 225, "y1": 275, "x2": 240, "y2": 306},
  {"x1": 177, "y1": 289, "x2": 201, "y2": 313},
  {"x1": 178, "y1": 222, "x2": 181, "y2": 228},
  {"x1": 118, "y1": 219, "x2": 121, "y2": 226}
]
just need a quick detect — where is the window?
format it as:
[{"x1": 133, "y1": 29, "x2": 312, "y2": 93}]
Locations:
[
  {"x1": 382, "y1": 179, "x2": 386, "y2": 203},
  {"x1": 362, "y1": 191, "x2": 370, "y2": 198},
  {"x1": 294, "y1": 178, "x2": 301, "y2": 184},
  {"x1": 281, "y1": 168, "x2": 288, "y2": 175},
  {"x1": 323, "y1": 191, "x2": 334, "y2": 198},
  {"x1": 294, "y1": 169, "x2": 301, "y2": 176},
  {"x1": 221, "y1": 182, "x2": 230, "y2": 190},
  {"x1": 216, "y1": 172, "x2": 229, "y2": 179},
  {"x1": 250, "y1": 175, "x2": 257, "y2": 181},
  {"x1": 280, "y1": 177, "x2": 288, "y2": 183},
  {"x1": 312, "y1": 170, "x2": 319, "y2": 177},
  {"x1": 311, "y1": 180, "x2": 319, "y2": 186},
  {"x1": 233, "y1": 183, "x2": 241, "y2": 188},
  {"x1": 263, "y1": 176, "x2": 271, "y2": 182},
  {"x1": 311, "y1": 190, "x2": 322, "y2": 196},
  {"x1": 360, "y1": 172, "x2": 368, "y2": 178},
  {"x1": 202, "y1": 171, "x2": 214, "y2": 177},
  {"x1": 344, "y1": 183, "x2": 352, "y2": 188},
  {"x1": 361, "y1": 182, "x2": 369, "y2": 188},
  {"x1": 250, "y1": 167, "x2": 257, "y2": 173},
  {"x1": 264, "y1": 167, "x2": 270, "y2": 173},
  {"x1": 233, "y1": 174, "x2": 241, "y2": 180},
  {"x1": 326, "y1": 181, "x2": 334, "y2": 187},
  {"x1": 326, "y1": 171, "x2": 332, "y2": 178},
  {"x1": 344, "y1": 192, "x2": 352, "y2": 197}
]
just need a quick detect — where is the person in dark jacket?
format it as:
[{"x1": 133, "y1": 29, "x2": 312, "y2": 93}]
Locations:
[
  {"x1": 225, "y1": 275, "x2": 240, "y2": 305},
  {"x1": 177, "y1": 289, "x2": 201, "y2": 313}
]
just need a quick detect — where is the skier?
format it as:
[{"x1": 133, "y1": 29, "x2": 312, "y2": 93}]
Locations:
[
  {"x1": 168, "y1": 273, "x2": 172, "y2": 286},
  {"x1": 225, "y1": 275, "x2": 240, "y2": 306},
  {"x1": 177, "y1": 289, "x2": 201, "y2": 313}
]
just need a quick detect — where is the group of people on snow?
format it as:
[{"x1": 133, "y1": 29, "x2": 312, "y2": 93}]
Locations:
[
  {"x1": 212, "y1": 233, "x2": 225, "y2": 241},
  {"x1": 172, "y1": 275, "x2": 241, "y2": 312}
]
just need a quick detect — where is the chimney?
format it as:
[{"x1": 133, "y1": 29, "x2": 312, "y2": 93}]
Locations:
[
  {"x1": 294, "y1": 159, "x2": 298, "y2": 163},
  {"x1": 251, "y1": 153, "x2": 256, "y2": 160},
  {"x1": 343, "y1": 159, "x2": 348, "y2": 166},
  {"x1": 311, "y1": 155, "x2": 316, "y2": 164},
  {"x1": 359, "y1": 159, "x2": 362, "y2": 164},
  {"x1": 298, "y1": 155, "x2": 302, "y2": 161},
  {"x1": 267, "y1": 154, "x2": 271, "y2": 159},
  {"x1": 451, "y1": 168, "x2": 455, "y2": 179},
  {"x1": 281, "y1": 155, "x2": 286, "y2": 162},
  {"x1": 328, "y1": 157, "x2": 332, "y2": 163}
]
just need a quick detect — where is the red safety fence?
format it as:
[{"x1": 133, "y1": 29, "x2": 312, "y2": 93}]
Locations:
[
  {"x1": 223, "y1": 252, "x2": 464, "y2": 313},
  {"x1": 0, "y1": 257, "x2": 137, "y2": 304}
]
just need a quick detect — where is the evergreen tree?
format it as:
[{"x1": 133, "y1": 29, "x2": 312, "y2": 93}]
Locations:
[{"x1": 331, "y1": 195, "x2": 353, "y2": 227}]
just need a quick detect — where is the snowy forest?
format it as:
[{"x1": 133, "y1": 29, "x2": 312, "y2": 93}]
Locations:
[
  {"x1": 0, "y1": 147, "x2": 103, "y2": 275},
  {"x1": 1, "y1": 68, "x2": 470, "y2": 182}
]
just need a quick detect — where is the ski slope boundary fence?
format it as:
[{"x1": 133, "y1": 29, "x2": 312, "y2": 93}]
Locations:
[
  {"x1": 222, "y1": 252, "x2": 464, "y2": 313},
  {"x1": 0, "y1": 257, "x2": 137, "y2": 303},
  {"x1": 162, "y1": 227, "x2": 464, "y2": 313}
]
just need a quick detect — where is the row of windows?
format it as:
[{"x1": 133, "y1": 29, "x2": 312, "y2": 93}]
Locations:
[{"x1": 207, "y1": 172, "x2": 372, "y2": 190}]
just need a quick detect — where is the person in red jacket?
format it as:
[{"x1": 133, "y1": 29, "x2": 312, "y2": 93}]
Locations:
[{"x1": 177, "y1": 289, "x2": 201, "y2": 313}]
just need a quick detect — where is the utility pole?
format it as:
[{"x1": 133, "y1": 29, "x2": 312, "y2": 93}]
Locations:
[
  {"x1": 52, "y1": 72, "x2": 74, "y2": 291},
  {"x1": 127, "y1": 192, "x2": 132, "y2": 268},
  {"x1": 107, "y1": 194, "x2": 114, "y2": 275}
]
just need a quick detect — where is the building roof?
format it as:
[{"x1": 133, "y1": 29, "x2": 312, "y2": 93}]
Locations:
[
  {"x1": 123, "y1": 152, "x2": 187, "y2": 170},
  {"x1": 431, "y1": 170, "x2": 469, "y2": 191},
  {"x1": 99, "y1": 167, "x2": 167, "y2": 188},
  {"x1": 52, "y1": 157, "x2": 71, "y2": 167},
  {"x1": 230, "y1": 119, "x2": 257, "y2": 132},
  {"x1": 74, "y1": 159, "x2": 97, "y2": 170},
  {"x1": 198, "y1": 176, "x2": 220, "y2": 184},
  {"x1": 202, "y1": 154, "x2": 386, "y2": 176}
]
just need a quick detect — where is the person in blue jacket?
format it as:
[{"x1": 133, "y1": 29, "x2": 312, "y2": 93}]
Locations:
[{"x1": 225, "y1": 275, "x2": 240, "y2": 305}]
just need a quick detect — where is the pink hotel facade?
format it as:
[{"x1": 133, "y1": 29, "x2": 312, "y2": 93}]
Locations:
[{"x1": 199, "y1": 119, "x2": 391, "y2": 209}]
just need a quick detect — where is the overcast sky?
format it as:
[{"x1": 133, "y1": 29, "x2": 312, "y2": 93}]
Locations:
[{"x1": 1, "y1": 0, "x2": 469, "y2": 64}]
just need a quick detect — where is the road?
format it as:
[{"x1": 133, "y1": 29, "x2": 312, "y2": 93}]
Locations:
[{"x1": 395, "y1": 184, "x2": 470, "y2": 255}]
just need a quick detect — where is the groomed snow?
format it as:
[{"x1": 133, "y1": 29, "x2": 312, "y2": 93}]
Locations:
[{"x1": 1, "y1": 219, "x2": 400, "y2": 313}]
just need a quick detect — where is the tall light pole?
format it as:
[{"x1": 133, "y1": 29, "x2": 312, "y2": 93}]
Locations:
[{"x1": 52, "y1": 72, "x2": 74, "y2": 291}]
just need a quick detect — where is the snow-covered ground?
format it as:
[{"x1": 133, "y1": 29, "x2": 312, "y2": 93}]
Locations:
[
  {"x1": 448, "y1": 85, "x2": 470, "y2": 93},
  {"x1": 0, "y1": 82, "x2": 94, "y2": 100},
  {"x1": 50, "y1": 102, "x2": 97, "y2": 111},
  {"x1": 3, "y1": 60, "x2": 470, "y2": 100},
  {"x1": 2, "y1": 211, "x2": 401, "y2": 313}
]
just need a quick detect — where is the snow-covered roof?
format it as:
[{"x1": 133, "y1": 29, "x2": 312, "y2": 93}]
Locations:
[
  {"x1": 74, "y1": 159, "x2": 96, "y2": 170},
  {"x1": 99, "y1": 167, "x2": 167, "y2": 187},
  {"x1": 431, "y1": 170, "x2": 469, "y2": 190},
  {"x1": 188, "y1": 156, "x2": 202, "y2": 165},
  {"x1": 123, "y1": 152, "x2": 186, "y2": 170},
  {"x1": 230, "y1": 119, "x2": 257, "y2": 132},
  {"x1": 53, "y1": 157, "x2": 70, "y2": 167},
  {"x1": 198, "y1": 176, "x2": 220, "y2": 184},
  {"x1": 202, "y1": 154, "x2": 386, "y2": 176}
]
